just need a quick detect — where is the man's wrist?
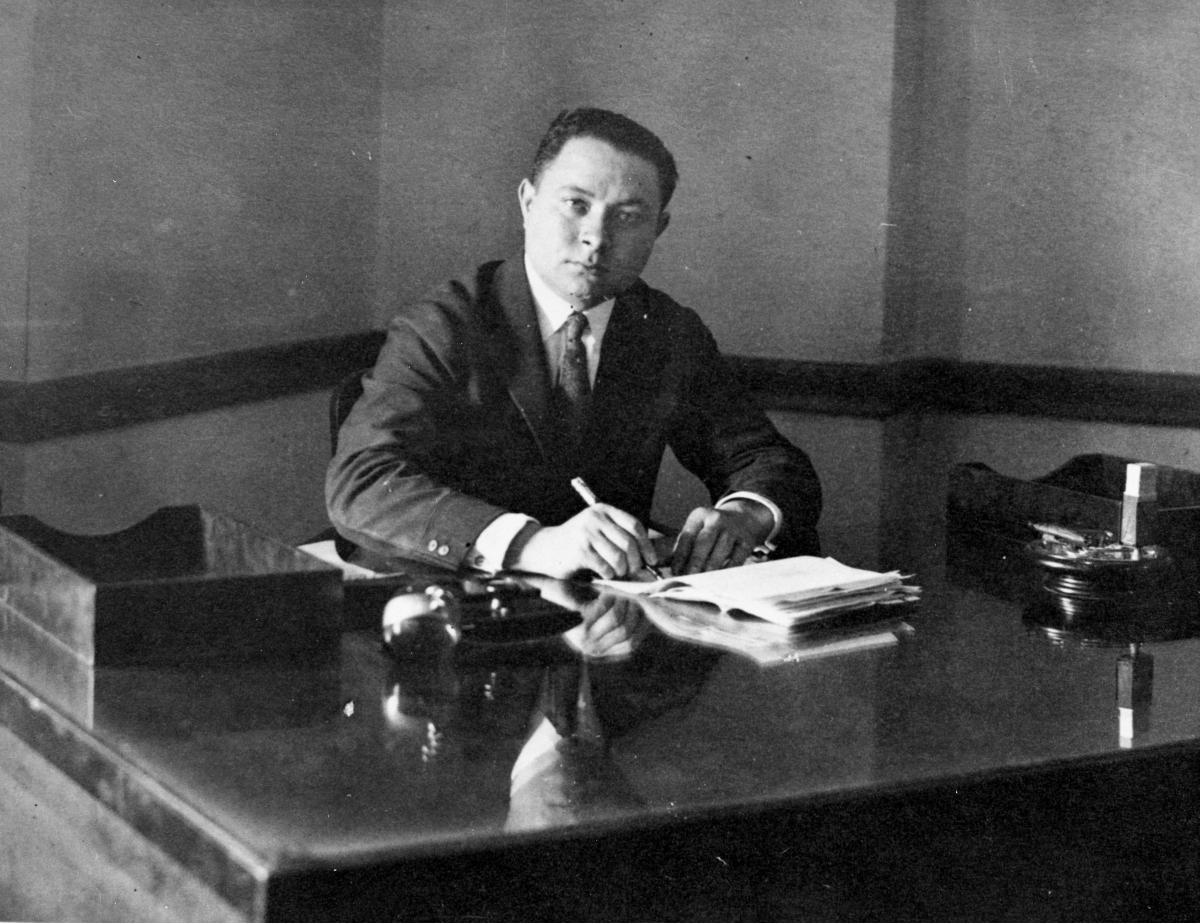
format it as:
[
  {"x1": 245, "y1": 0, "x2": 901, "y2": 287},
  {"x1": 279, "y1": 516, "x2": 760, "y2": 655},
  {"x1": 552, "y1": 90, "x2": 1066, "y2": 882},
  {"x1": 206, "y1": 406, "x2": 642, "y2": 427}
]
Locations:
[
  {"x1": 717, "y1": 491, "x2": 782, "y2": 544},
  {"x1": 472, "y1": 513, "x2": 539, "y2": 571},
  {"x1": 503, "y1": 520, "x2": 544, "y2": 570},
  {"x1": 717, "y1": 498, "x2": 775, "y2": 546}
]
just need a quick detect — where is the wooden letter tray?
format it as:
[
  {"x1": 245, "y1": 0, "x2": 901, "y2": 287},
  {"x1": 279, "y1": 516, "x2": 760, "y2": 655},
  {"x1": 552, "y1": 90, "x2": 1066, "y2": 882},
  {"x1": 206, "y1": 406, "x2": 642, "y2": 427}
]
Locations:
[
  {"x1": 0, "y1": 505, "x2": 343, "y2": 674},
  {"x1": 948, "y1": 453, "x2": 1200, "y2": 564}
]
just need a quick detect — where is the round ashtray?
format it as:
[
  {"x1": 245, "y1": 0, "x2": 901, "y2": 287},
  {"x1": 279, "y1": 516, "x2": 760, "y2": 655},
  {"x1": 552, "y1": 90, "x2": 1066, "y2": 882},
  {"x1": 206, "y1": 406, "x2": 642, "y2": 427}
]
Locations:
[{"x1": 1025, "y1": 539, "x2": 1172, "y2": 600}]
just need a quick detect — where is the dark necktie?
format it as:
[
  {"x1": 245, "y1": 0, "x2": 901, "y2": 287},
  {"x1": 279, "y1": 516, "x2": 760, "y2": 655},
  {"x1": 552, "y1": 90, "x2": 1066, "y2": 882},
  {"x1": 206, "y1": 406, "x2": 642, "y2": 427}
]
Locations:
[{"x1": 558, "y1": 311, "x2": 591, "y2": 442}]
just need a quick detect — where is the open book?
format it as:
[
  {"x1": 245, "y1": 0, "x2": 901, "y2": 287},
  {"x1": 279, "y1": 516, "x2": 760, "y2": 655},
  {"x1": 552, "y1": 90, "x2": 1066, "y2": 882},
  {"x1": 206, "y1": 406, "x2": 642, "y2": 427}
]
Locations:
[{"x1": 598, "y1": 555, "x2": 920, "y2": 628}]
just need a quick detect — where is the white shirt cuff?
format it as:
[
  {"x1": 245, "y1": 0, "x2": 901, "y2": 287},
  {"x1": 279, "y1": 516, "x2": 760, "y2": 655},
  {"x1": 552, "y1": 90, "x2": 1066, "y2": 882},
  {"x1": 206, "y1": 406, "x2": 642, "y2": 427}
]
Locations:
[
  {"x1": 471, "y1": 512, "x2": 539, "y2": 572},
  {"x1": 717, "y1": 491, "x2": 782, "y2": 547}
]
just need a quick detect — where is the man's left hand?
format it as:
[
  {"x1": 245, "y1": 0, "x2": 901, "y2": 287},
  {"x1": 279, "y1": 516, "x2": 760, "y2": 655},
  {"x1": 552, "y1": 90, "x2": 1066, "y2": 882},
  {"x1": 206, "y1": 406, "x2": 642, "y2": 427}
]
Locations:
[{"x1": 671, "y1": 499, "x2": 774, "y2": 575}]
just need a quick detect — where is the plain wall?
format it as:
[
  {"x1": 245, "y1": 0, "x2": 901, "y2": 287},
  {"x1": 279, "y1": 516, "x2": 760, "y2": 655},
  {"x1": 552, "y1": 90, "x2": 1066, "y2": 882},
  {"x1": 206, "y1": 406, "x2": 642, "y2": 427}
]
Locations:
[
  {"x1": 1, "y1": 0, "x2": 387, "y2": 538},
  {"x1": 15, "y1": 0, "x2": 385, "y2": 383},
  {"x1": 0, "y1": 0, "x2": 898, "y2": 543},
  {"x1": 378, "y1": 0, "x2": 896, "y2": 363},
  {"x1": 881, "y1": 1, "x2": 1200, "y2": 512},
  {"x1": 5, "y1": 0, "x2": 896, "y2": 382},
  {"x1": 887, "y1": 0, "x2": 1200, "y2": 374},
  {"x1": 0, "y1": 2, "x2": 33, "y2": 381},
  {"x1": 6, "y1": 393, "x2": 333, "y2": 544}
]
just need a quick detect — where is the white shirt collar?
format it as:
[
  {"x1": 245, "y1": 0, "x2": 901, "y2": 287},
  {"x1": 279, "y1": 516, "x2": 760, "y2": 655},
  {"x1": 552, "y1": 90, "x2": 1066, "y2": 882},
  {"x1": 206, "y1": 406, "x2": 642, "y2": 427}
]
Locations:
[{"x1": 524, "y1": 252, "x2": 614, "y2": 345}]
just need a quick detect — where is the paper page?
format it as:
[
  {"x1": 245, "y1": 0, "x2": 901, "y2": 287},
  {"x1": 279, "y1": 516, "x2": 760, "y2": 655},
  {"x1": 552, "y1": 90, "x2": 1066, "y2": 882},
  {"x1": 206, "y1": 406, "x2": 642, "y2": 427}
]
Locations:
[
  {"x1": 598, "y1": 555, "x2": 916, "y2": 627},
  {"x1": 665, "y1": 556, "x2": 901, "y2": 601},
  {"x1": 295, "y1": 539, "x2": 382, "y2": 580},
  {"x1": 599, "y1": 556, "x2": 900, "y2": 601}
]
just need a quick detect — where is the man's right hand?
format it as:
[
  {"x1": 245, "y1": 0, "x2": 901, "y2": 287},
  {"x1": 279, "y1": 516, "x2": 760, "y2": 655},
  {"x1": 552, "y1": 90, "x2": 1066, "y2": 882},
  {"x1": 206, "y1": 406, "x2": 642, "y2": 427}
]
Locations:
[{"x1": 506, "y1": 504, "x2": 658, "y2": 579}]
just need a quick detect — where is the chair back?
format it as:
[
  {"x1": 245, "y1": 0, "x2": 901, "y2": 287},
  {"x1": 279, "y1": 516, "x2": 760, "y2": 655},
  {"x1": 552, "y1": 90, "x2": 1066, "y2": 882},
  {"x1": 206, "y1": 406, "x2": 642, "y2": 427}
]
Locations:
[
  {"x1": 329, "y1": 369, "x2": 368, "y2": 456},
  {"x1": 326, "y1": 369, "x2": 368, "y2": 561}
]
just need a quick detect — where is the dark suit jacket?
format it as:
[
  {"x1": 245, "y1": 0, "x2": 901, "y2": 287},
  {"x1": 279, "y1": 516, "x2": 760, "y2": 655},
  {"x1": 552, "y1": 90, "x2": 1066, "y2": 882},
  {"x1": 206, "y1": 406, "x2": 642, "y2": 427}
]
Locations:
[{"x1": 326, "y1": 255, "x2": 821, "y2": 569}]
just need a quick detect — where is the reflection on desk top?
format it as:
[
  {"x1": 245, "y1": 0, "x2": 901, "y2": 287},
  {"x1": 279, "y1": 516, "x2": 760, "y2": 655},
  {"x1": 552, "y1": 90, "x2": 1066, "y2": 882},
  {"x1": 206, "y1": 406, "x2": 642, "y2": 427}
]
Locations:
[{"x1": 5, "y1": 557, "x2": 1200, "y2": 920}]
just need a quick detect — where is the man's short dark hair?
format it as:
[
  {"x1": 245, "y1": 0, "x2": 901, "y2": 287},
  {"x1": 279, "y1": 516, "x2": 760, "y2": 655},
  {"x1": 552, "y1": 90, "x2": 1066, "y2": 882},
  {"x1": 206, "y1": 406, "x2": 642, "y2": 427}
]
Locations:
[{"x1": 530, "y1": 108, "x2": 679, "y2": 209}]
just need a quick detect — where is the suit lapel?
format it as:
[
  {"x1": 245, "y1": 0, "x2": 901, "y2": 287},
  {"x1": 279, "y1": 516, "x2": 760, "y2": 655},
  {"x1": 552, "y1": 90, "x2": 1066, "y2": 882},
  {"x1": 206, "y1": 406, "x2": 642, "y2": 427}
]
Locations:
[
  {"x1": 494, "y1": 256, "x2": 555, "y2": 459},
  {"x1": 585, "y1": 283, "x2": 668, "y2": 458}
]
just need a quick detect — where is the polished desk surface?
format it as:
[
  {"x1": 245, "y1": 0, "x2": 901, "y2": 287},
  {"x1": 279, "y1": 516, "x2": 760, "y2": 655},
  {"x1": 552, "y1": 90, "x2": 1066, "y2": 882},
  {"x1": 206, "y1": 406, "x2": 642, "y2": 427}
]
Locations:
[{"x1": 4, "y1": 540, "x2": 1200, "y2": 921}]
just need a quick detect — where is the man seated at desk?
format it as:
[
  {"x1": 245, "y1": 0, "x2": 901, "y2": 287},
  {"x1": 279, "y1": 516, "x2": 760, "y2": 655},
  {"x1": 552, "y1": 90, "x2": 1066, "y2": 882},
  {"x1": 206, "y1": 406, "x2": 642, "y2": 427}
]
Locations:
[{"x1": 326, "y1": 108, "x2": 821, "y2": 578}]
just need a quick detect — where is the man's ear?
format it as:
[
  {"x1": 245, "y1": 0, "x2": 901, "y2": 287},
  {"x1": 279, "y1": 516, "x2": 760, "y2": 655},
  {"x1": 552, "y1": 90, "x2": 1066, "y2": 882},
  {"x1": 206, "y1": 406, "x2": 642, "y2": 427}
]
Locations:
[
  {"x1": 517, "y1": 178, "x2": 536, "y2": 218},
  {"x1": 656, "y1": 210, "x2": 671, "y2": 238}
]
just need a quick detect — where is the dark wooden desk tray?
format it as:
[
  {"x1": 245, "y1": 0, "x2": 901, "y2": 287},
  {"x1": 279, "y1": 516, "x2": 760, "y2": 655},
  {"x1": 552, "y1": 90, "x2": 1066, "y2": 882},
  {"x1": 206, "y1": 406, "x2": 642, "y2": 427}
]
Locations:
[
  {"x1": 0, "y1": 505, "x2": 342, "y2": 669},
  {"x1": 948, "y1": 453, "x2": 1200, "y2": 554}
]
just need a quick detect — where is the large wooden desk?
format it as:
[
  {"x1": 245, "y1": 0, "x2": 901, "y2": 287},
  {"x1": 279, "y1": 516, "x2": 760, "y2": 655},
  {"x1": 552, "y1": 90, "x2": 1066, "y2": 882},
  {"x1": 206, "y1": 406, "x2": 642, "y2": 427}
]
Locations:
[{"x1": 4, "y1": 530, "x2": 1200, "y2": 922}]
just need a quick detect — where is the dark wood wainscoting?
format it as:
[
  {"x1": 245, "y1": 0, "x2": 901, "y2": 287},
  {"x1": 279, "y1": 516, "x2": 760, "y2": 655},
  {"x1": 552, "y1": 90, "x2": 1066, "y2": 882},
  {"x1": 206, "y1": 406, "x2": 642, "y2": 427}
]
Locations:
[
  {"x1": 0, "y1": 333, "x2": 386, "y2": 443},
  {"x1": 2, "y1": 334, "x2": 1199, "y2": 444}
]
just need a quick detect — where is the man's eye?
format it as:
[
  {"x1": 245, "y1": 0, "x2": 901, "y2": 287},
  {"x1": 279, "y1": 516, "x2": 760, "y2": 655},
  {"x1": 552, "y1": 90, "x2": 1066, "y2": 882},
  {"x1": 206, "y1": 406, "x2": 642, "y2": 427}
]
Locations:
[
  {"x1": 564, "y1": 199, "x2": 588, "y2": 214},
  {"x1": 617, "y1": 211, "x2": 645, "y2": 225}
]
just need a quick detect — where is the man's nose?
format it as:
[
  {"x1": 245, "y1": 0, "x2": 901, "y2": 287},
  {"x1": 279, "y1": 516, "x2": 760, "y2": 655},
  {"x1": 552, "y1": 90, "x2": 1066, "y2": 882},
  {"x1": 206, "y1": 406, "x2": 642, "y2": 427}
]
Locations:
[{"x1": 577, "y1": 210, "x2": 611, "y2": 251}]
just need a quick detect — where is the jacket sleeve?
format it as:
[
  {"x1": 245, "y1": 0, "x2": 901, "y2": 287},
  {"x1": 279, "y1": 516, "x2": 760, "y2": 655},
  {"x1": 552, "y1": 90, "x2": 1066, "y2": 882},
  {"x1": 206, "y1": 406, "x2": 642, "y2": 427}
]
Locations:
[
  {"x1": 325, "y1": 281, "x2": 512, "y2": 570},
  {"x1": 663, "y1": 312, "x2": 823, "y2": 557}
]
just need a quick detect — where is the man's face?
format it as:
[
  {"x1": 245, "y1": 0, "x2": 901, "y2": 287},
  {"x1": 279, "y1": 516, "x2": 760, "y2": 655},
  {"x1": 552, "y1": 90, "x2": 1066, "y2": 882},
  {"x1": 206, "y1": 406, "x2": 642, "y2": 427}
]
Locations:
[{"x1": 519, "y1": 136, "x2": 670, "y2": 309}]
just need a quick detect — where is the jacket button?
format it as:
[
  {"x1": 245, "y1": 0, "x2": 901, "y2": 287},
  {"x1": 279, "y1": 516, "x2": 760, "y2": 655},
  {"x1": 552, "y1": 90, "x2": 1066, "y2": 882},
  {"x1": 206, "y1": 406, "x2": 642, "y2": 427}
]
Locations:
[
  {"x1": 437, "y1": 544, "x2": 450, "y2": 556},
  {"x1": 427, "y1": 539, "x2": 438, "y2": 552}
]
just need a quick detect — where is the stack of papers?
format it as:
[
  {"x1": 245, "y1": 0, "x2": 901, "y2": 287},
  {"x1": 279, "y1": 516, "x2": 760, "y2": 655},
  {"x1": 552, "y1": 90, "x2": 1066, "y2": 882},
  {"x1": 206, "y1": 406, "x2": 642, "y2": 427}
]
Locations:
[
  {"x1": 596, "y1": 556, "x2": 919, "y2": 665},
  {"x1": 599, "y1": 555, "x2": 920, "y2": 627}
]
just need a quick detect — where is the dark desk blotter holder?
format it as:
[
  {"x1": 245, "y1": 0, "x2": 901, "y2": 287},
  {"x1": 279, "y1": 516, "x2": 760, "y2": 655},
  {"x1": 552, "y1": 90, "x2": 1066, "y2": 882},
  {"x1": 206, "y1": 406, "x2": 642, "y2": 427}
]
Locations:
[{"x1": 0, "y1": 505, "x2": 343, "y2": 726}]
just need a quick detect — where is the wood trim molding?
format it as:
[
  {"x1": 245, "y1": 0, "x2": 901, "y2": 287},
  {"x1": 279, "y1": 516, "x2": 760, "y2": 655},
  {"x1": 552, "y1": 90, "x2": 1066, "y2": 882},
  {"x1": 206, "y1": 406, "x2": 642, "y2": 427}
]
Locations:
[
  {"x1": 737, "y1": 357, "x2": 1200, "y2": 429},
  {"x1": 0, "y1": 332, "x2": 386, "y2": 443},
  {"x1": 2, "y1": 335, "x2": 1199, "y2": 443}
]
